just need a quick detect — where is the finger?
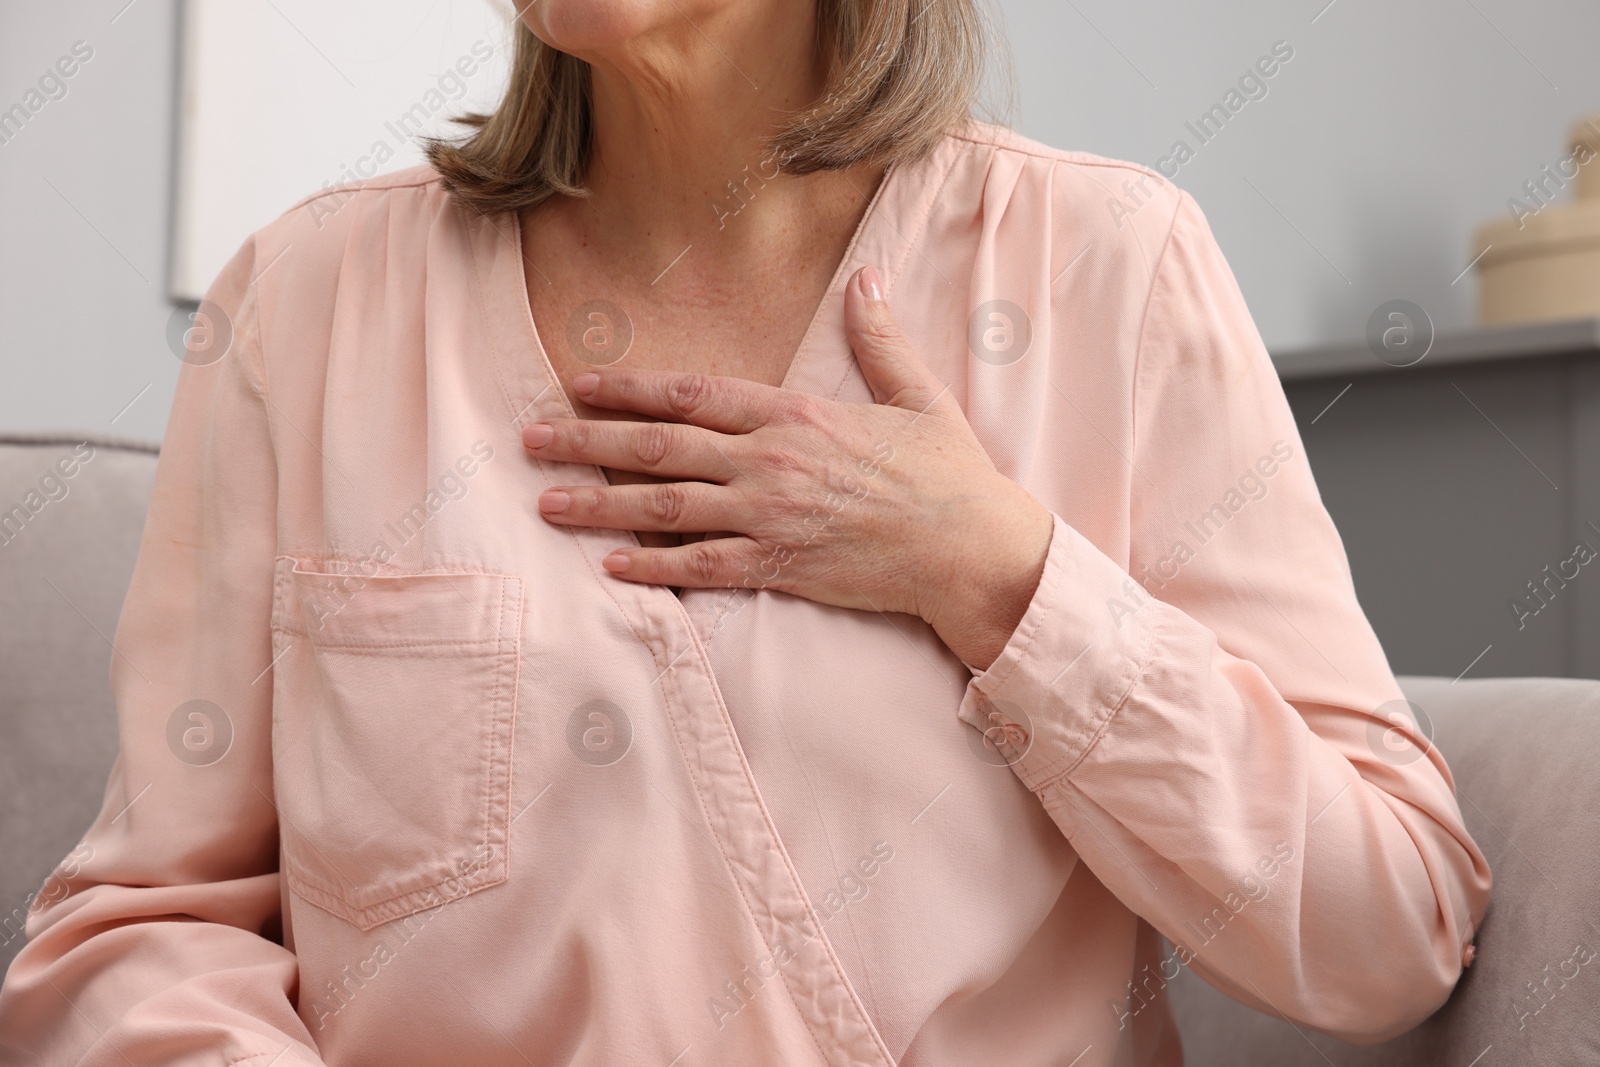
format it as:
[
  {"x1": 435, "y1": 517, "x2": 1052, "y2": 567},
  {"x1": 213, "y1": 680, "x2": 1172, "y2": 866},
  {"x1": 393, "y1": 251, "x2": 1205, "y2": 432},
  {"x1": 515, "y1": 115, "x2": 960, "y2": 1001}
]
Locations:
[
  {"x1": 523, "y1": 417, "x2": 742, "y2": 481},
  {"x1": 537, "y1": 481, "x2": 742, "y2": 534},
  {"x1": 601, "y1": 536, "x2": 768, "y2": 590},
  {"x1": 573, "y1": 369, "x2": 808, "y2": 434},
  {"x1": 844, "y1": 265, "x2": 953, "y2": 415}
]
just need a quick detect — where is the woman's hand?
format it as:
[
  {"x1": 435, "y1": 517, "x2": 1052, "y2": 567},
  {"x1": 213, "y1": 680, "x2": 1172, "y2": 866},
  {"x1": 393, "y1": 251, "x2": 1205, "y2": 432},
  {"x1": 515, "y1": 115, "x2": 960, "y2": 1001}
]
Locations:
[{"x1": 521, "y1": 265, "x2": 1053, "y2": 669}]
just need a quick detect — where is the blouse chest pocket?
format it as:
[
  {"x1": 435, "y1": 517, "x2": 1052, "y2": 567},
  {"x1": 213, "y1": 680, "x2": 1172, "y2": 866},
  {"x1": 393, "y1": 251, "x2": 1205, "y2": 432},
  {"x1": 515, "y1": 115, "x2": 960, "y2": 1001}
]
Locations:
[{"x1": 268, "y1": 557, "x2": 523, "y2": 931}]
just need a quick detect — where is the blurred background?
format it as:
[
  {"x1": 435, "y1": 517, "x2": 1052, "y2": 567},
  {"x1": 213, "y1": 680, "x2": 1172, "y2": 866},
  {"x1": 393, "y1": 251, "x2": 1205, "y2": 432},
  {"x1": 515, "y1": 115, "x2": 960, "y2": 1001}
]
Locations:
[{"x1": 2, "y1": 0, "x2": 1599, "y2": 681}]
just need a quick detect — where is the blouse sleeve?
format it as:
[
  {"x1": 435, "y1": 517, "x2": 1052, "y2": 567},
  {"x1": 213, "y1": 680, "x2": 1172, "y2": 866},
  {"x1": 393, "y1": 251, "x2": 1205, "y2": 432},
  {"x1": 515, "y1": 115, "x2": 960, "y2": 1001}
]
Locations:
[
  {"x1": 0, "y1": 239, "x2": 329, "y2": 1065},
  {"x1": 960, "y1": 189, "x2": 1492, "y2": 1042}
]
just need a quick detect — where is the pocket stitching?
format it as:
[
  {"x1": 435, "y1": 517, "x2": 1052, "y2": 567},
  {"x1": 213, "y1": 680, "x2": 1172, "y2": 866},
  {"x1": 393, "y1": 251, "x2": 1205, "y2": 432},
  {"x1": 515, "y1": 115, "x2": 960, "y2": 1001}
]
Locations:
[
  {"x1": 270, "y1": 559, "x2": 522, "y2": 930},
  {"x1": 273, "y1": 557, "x2": 511, "y2": 647},
  {"x1": 478, "y1": 576, "x2": 517, "y2": 912}
]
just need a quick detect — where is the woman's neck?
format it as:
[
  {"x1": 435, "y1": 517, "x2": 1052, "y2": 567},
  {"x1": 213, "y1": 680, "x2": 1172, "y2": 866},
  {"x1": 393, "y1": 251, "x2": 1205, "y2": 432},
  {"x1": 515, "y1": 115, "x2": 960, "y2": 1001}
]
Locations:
[{"x1": 554, "y1": 4, "x2": 882, "y2": 273}]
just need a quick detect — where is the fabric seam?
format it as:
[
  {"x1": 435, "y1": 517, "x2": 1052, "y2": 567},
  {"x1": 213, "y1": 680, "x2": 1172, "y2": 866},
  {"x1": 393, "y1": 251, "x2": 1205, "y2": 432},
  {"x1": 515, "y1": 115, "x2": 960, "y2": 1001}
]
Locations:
[{"x1": 1127, "y1": 192, "x2": 1188, "y2": 485}]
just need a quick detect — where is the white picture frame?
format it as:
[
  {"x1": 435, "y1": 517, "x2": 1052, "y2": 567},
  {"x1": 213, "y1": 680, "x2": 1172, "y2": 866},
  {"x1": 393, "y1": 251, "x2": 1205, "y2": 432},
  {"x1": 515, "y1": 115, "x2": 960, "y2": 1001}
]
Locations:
[{"x1": 169, "y1": 0, "x2": 515, "y2": 301}]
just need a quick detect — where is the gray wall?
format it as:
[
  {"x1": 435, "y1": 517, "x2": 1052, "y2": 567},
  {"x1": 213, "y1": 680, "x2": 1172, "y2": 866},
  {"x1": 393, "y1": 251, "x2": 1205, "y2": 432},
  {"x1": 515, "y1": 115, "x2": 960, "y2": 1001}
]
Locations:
[
  {"x1": 4, "y1": 0, "x2": 1599, "y2": 442},
  {"x1": 998, "y1": 0, "x2": 1600, "y2": 355}
]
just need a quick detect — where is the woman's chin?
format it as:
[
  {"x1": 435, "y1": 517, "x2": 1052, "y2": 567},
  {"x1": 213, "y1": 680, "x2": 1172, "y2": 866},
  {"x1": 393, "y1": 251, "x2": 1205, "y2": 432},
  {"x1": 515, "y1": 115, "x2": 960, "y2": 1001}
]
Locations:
[{"x1": 524, "y1": 0, "x2": 673, "y2": 53}]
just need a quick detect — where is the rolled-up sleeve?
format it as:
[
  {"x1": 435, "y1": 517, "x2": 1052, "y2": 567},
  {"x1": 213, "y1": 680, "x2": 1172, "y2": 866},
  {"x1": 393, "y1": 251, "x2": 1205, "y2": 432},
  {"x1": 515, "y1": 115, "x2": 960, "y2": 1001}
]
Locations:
[
  {"x1": 960, "y1": 190, "x2": 1492, "y2": 1043},
  {"x1": 0, "y1": 239, "x2": 327, "y2": 1065}
]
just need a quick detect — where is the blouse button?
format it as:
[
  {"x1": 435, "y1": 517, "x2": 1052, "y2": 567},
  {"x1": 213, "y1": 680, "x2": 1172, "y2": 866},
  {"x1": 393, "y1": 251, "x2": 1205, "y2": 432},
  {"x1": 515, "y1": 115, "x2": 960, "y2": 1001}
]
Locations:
[{"x1": 1462, "y1": 942, "x2": 1477, "y2": 968}]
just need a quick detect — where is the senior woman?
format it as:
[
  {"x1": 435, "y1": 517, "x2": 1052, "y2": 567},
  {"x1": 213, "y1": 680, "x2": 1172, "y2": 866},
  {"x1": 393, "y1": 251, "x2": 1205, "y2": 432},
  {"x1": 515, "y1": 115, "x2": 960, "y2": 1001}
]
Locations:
[{"x1": 0, "y1": 1, "x2": 1490, "y2": 1065}]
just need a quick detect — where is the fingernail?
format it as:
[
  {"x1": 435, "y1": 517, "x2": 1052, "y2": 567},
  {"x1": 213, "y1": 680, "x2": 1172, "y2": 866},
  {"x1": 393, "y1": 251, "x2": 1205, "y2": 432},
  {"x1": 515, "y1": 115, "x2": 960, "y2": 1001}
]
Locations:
[
  {"x1": 573, "y1": 372, "x2": 600, "y2": 396},
  {"x1": 859, "y1": 265, "x2": 884, "y2": 303},
  {"x1": 602, "y1": 551, "x2": 631, "y2": 573},
  {"x1": 524, "y1": 423, "x2": 554, "y2": 448},
  {"x1": 538, "y1": 490, "x2": 570, "y2": 513}
]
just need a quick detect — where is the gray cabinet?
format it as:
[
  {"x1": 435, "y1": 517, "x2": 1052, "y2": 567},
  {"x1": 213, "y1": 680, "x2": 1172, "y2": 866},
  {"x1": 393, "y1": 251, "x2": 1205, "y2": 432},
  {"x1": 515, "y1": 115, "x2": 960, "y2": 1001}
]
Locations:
[{"x1": 1274, "y1": 319, "x2": 1600, "y2": 680}]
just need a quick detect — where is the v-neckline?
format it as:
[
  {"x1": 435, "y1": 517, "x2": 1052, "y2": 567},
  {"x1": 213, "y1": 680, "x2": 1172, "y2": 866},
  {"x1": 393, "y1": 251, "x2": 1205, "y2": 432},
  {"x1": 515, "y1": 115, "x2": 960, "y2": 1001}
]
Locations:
[
  {"x1": 505, "y1": 160, "x2": 904, "y2": 433},
  {"x1": 504, "y1": 162, "x2": 906, "y2": 598}
]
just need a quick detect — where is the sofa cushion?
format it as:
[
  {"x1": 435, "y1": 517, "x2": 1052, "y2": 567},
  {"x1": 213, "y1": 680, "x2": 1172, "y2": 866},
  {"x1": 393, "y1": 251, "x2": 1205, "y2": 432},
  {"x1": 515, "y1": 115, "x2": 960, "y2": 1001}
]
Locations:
[
  {"x1": 0, "y1": 434, "x2": 159, "y2": 971},
  {"x1": 1170, "y1": 673, "x2": 1600, "y2": 1066}
]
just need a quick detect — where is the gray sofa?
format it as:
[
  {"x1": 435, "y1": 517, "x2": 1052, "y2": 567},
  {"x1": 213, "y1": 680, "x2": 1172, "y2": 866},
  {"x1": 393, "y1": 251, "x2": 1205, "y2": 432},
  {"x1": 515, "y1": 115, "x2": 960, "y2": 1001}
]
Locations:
[{"x1": 2, "y1": 433, "x2": 1597, "y2": 1065}]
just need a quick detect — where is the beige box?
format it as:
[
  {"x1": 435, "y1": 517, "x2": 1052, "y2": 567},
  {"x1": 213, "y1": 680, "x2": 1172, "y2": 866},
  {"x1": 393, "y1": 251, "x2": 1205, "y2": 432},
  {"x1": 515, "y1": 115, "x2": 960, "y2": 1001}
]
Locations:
[
  {"x1": 1476, "y1": 200, "x2": 1600, "y2": 327},
  {"x1": 1476, "y1": 116, "x2": 1600, "y2": 327}
]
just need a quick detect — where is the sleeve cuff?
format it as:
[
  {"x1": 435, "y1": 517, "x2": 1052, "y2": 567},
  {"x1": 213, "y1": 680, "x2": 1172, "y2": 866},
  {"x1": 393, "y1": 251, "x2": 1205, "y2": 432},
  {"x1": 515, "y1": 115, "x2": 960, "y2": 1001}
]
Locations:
[{"x1": 956, "y1": 512, "x2": 1157, "y2": 792}]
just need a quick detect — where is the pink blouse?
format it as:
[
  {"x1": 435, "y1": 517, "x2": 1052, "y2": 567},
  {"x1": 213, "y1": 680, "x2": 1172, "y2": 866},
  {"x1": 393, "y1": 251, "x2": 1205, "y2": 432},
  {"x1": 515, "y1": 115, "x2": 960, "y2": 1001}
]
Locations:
[{"x1": 0, "y1": 121, "x2": 1490, "y2": 1067}]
